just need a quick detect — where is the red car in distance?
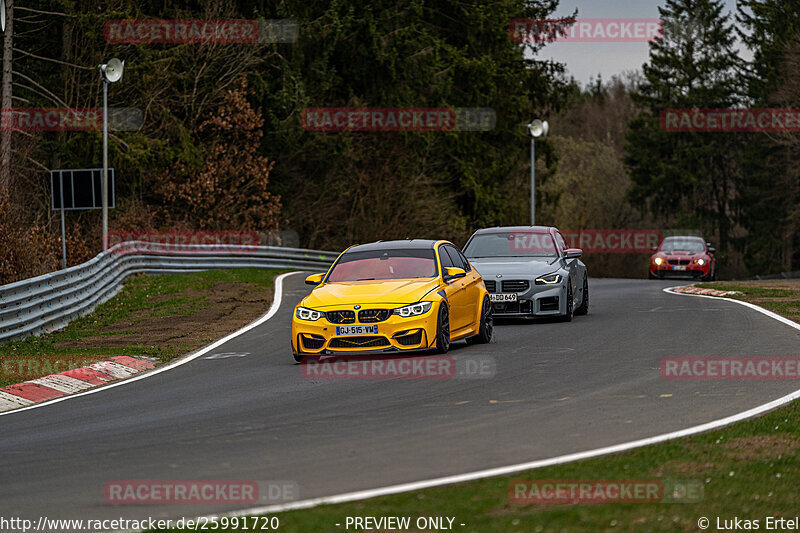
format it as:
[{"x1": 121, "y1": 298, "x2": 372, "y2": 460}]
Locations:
[{"x1": 649, "y1": 236, "x2": 716, "y2": 281}]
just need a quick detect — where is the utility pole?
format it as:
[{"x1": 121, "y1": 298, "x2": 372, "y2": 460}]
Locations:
[
  {"x1": 98, "y1": 58, "x2": 124, "y2": 250},
  {"x1": 526, "y1": 118, "x2": 549, "y2": 225}
]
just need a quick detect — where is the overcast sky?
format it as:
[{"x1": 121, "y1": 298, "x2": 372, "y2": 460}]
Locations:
[{"x1": 537, "y1": 0, "x2": 747, "y2": 85}]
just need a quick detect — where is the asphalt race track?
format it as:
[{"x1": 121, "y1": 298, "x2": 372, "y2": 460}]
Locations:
[{"x1": 2, "y1": 274, "x2": 799, "y2": 525}]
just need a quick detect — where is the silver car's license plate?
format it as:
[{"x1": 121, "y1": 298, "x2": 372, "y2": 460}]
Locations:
[
  {"x1": 336, "y1": 325, "x2": 379, "y2": 336},
  {"x1": 490, "y1": 293, "x2": 518, "y2": 302}
]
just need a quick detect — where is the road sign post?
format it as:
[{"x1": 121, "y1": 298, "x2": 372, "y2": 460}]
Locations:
[{"x1": 50, "y1": 169, "x2": 115, "y2": 269}]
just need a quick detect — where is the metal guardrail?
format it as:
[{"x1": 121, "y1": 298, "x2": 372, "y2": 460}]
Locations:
[
  {"x1": 752, "y1": 270, "x2": 800, "y2": 280},
  {"x1": 0, "y1": 241, "x2": 338, "y2": 343}
]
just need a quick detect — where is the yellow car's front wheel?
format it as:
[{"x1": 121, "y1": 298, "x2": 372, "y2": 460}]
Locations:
[
  {"x1": 431, "y1": 302, "x2": 450, "y2": 354},
  {"x1": 466, "y1": 295, "x2": 493, "y2": 345}
]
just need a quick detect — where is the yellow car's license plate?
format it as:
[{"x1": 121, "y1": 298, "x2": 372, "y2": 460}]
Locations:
[{"x1": 336, "y1": 325, "x2": 379, "y2": 335}]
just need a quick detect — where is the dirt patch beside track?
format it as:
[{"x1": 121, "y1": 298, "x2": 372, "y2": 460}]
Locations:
[{"x1": 55, "y1": 282, "x2": 272, "y2": 350}]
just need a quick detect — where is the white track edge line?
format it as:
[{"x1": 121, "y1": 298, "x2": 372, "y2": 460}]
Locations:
[
  {"x1": 0, "y1": 271, "x2": 299, "y2": 418},
  {"x1": 180, "y1": 281, "x2": 800, "y2": 523}
]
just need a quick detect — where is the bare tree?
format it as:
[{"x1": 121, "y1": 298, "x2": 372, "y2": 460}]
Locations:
[{"x1": 0, "y1": 0, "x2": 13, "y2": 192}]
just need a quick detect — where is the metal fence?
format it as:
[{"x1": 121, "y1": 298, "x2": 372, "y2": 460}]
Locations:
[
  {"x1": 0, "y1": 241, "x2": 338, "y2": 343},
  {"x1": 751, "y1": 271, "x2": 800, "y2": 280}
]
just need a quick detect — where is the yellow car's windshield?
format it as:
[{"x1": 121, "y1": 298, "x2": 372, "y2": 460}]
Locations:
[{"x1": 327, "y1": 249, "x2": 438, "y2": 282}]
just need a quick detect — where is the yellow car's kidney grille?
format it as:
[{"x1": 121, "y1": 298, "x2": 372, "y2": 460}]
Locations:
[
  {"x1": 329, "y1": 336, "x2": 390, "y2": 348},
  {"x1": 326, "y1": 310, "x2": 356, "y2": 324},
  {"x1": 357, "y1": 309, "x2": 391, "y2": 323}
]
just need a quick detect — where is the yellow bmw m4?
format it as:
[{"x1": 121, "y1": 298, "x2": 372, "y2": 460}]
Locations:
[{"x1": 291, "y1": 239, "x2": 493, "y2": 363}]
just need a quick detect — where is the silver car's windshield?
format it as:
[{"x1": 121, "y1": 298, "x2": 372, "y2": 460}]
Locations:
[{"x1": 464, "y1": 231, "x2": 558, "y2": 258}]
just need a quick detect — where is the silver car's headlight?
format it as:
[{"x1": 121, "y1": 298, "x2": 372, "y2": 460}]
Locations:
[
  {"x1": 535, "y1": 273, "x2": 562, "y2": 285},
  {"x1": 393, "y1": 301, "x2": 433, "y2": 317},
  {"x1": 296, "y1": 306, "x2": 324, "y2": 321}
]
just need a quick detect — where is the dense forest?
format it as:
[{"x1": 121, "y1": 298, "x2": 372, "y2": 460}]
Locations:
[{"x1": 0, "y1": 0, "x2": 797, "y2": 283}]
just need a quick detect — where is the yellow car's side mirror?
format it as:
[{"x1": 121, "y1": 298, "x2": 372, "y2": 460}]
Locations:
[
  {"x1": 305, "y1": 273, "x2": 325, "y2": 286},
  {"x1": 443, "y1": 267, "x2": 466, "y2": 282}
]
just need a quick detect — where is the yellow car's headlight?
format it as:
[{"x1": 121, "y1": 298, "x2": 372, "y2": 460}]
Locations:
[
  {"x1": 393, "y1": 301, "x2": 433, "y2": 318},
  {"x1": 296, "y1": 306, "x2": 324, "y2": 321},
  {"x1": 654, "y1": 257, "x2": 664, "y2": 265}
]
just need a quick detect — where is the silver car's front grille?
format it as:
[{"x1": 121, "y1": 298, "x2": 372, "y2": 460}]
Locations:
[{"x1": 501, "y1": 280, "x2": 529, "y2": 292}]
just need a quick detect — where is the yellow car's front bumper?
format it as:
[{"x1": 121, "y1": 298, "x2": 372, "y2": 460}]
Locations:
[{"x1": 292, "y1": 308, "x2": 438, "y2": 355}]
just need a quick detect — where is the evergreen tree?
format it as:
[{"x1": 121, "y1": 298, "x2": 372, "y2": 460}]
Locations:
[
  {"x1": 737, "y1": 0, "x2": 800, "y2": 103},
  {"x1": 250, "y1": 0, "x2": 574, "y2": 248},
  {"x1": 736, "y1": 0, "x2": 800, "y2": 274},
  {"x1": 625, "y1": 0, "x2": 741, "y2": 257}
]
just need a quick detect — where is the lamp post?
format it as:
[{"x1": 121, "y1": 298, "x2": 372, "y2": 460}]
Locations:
[
  {"x1": 526, "y1": 118, "x2": 549, "y2": 226},
  {"x1": 98, "y1": 58, "x2": 124, "y2": 250}
]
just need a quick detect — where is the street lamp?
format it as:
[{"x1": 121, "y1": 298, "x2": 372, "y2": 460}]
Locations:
[
  {"x1": 98, "y1": 58, "x2": 124, "y2": 250},
  {"x1": 526, "y1": 119, "x2": 549, "y2": 226}
]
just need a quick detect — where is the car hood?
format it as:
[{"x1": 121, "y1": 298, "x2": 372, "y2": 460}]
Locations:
[
  {"x1": 302, "y1": 279, "x2": 441, "y2": 308},
  {"x1": 468, "y1": 257, "x2": 560, "y2": 278},
  {"x1": 656, "y1": 251, "x2": 702, "y2": 257}
]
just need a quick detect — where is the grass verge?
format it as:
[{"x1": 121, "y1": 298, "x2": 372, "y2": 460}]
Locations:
[
  {"x1": 695, "y1": 280, "x2": 800, "y2": 324},
  {"x1": 0, "y1": 268, "x2": 284, "y2": 388}
]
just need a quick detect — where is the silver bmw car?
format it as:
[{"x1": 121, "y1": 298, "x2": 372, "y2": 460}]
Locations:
[{"x1": 462, "y1": 226, "x2": 589, "y2": 320}]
